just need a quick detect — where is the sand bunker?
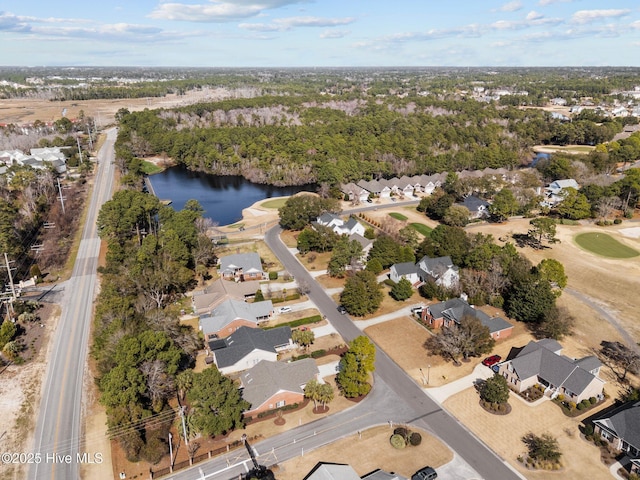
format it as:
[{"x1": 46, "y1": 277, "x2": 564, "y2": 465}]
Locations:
[{"x1": 619, "y1": 227, "x2": 640, "y2": 239}]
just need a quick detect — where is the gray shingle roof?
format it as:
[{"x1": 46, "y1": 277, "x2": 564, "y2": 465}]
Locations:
[
  {"x1": 594, "y1": 401, "x2": 640, "y2": 451},
  {"x1": 219, "y1": 252, "x2": 263, "y2": 275},
  {"x1": 215, "y1": 326, "x2": 291, "y2": 368},
  {"x1": 392, "y1": 262, "x2": 419, "y2": 277},
  {"x1": 362, "y1": 470, "x2": 408, "y2": 480},
  {"x1": 461, "y1": 195, "x2": 489, "y2": 212},
  {"x1": 509, "y1": 340, "x2": 602, "y2": 395},
  {"x1": 417, "y1": 255, "x2": 455, "y2": 279},
  {"x1": 303, "y1": 463, "x2": 361, "y2": 480},
  {"x1": 427, "y1": 298, "x2": 512, "y2": 335},
  {"x1": 240, "y1": 358, "x2": 318, "y2": 411},
  {"x1": 199, "y1": 298, "x2": 273, "y2": 336}
]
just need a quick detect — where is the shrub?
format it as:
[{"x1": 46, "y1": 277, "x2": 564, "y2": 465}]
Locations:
[
  {"x1": 269, "y1": 271, "x2": 278, "y2": 280},
  {"x1": 568, "y1": 402, "x2": 576, "y2": 410},
  {"x1": 583, "y1": 424, "x2": 594, "y2": 436},
  {"x1": 576, "y1": 402, "x2": 585, "y2": 411},
  {"x1": 556, "y1": 394, "x2": 565, "y2": 402},
  {"x1": 580, "y1": 399, "x2": 591, "y2": 409},
  {"x1": 393, "y1": 427, "x2": 408, "y2": 439},
  {"x1": 409, "y1": 432, "x2": 422, "y2": 446},
  {"x1": 614, "y1": 218, "x2": 622, "y2": 224},
  {"x1": 589, "y1": 397, "x2": 597, "y2": 405},
  {"x1": 390, "y1": 434, "x2": 406, "y2": 449},
  {"x1": 310, "y1": 349, "x2": 326, "y2": 358}
]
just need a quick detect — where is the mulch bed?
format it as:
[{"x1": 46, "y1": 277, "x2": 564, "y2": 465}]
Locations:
[{"x1": 479, "y1": 400, "x2": 512, "y2": 415}]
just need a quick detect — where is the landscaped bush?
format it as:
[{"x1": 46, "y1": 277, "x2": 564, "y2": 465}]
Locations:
[
  {"x1": 263, "y1": 315, "x2": 322, "y2": 330},
  {"x1": 409, "y1": 432, "x2": 422, "y2": 446},
  {"x1": 614, "y1": 218, "x2": 622, "y2": 224},
  {"x1": 390, "y1": 434, "x2": 406, "y2": 449},
  {"x1": 577, "y1": 402, "x2": 585, "y2": 411},
  {"x1": 269, "y1": 271, "x2": 278, "y2": 280},
  {"x1": 393, "y1": 427, "x2": 408, "y2": 439},
  {"x1": 583, "y1": 424, "x2": 594, "y2": 436},
  {"x1": 310, "y1": 349, "x2": 326, "y2": 358},
  {"x1": 589, "y1": 397, "x2": 597, "y2": 405}
]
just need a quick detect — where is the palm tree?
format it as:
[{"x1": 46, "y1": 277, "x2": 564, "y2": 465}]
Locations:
[
  {"x1": 304, "y1": 379, "x2": 321, "y2": 409},
  {"x1": 317, "y1": 383, "x2": 334, "y2": 410}
]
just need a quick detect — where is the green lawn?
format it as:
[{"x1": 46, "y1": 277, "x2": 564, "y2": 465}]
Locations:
[
  {"x1": 388, "y1": 212, "x2": 408, "y2": 221},
  {"x1": 261, "y1": 197, "x2": 289, "y2": 209},
  {"x1": 410, "y1": 223, "x2": 432, "y2": 236},
  {"x1": 574, "y1": 232, "x2": 640, "y2": 259},
  {"x1": 140, "y1": 160, "x2": 164, "y2": 175}
]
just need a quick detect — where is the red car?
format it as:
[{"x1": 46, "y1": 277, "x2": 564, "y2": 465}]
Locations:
[{"x1": 482, "y1": 355, "x2": 502, "y2": 367}]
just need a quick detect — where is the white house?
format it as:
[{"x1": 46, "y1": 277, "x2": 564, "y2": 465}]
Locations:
[
  {"x1": 389, "y1": 262, "x2": 420, "y2": 285},
  {"x1": 417, "y1": 255, "x2": 459, "y2": 289},
  {"x1": 542, "y1": 179, "x2": 580, "y2": 207},
  {"x1": 316, "y1": 213, "x2": 365, "y2": 237}
]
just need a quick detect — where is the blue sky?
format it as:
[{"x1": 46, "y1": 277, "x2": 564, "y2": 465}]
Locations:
[{"x1": 1, "y1": 1, "x2": 639, "y2": 67}]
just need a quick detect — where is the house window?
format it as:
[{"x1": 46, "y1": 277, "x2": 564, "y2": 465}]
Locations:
[{"x1": 276, "y1": 400, "x2": 285, "y2": 408}]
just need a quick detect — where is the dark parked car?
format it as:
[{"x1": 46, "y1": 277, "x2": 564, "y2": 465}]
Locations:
[
  {"x1": 337, "y1": 305, "x2": 348, "y2": 314},
  {"x1": 412, "y1": 466, "x2": 437, "y2": 480},
  {"x1": 482, "y1": 354, "x2": 502, "y2": 367}
]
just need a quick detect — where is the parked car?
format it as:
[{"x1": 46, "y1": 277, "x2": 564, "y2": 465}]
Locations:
[
  {"x1": 278, "y1": 306, "x2": 292, "y2": 314},
  {"x1": 337, "y1": 305, "x2": 347, "y2": 314},
  {"x1": 412, "y1": 466, "x2": 437, "y2": 480},
  {"x1": 482, "y1": 354, "x2": 502, "y2": 367}
]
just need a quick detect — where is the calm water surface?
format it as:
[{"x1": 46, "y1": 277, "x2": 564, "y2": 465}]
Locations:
[{"x1": 148, "y1": 164, "x2": 315, "y2": 225}]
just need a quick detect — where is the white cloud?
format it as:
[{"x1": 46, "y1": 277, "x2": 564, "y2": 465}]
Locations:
[
  {"x1": 500, "y1": 1, "x2": 523, "y2": 13},
  {"x1": 526, "y1": 11, "x2": 544, "y2": 21},
  {"x1": 538, "y1": 0, "x2": 572, "y2": 5},
  {"x1": 571, "y1": 9, "x2": 631, "y2": 25},
  {"x1": 320, "y1": 29, "x2": 349, "y2": 39},
  {"x1": 240, "y1": 16, "x2": 355, "y2": 32},
  {"x1": 0, "y1": 12, "x2": 31, "y2": 32},
  {"x1": 149, "y1": 0, "x2": 308, "y2": 23}
]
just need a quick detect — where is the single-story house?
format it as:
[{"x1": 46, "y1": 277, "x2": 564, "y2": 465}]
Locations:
[
  {"x1": 192, "y1": 278, "x2": 262, "y2": 315},
  {"x1": 219, "y1": 252, "x2": 266, "y2": 282},
  {"x1": 341, "y1": 182, "x2": 370, "y2": 203},
  {"x1": 240, "y1": 358, "x2": 319, "y2": 416},
  {"x1": 497, "y1": 339, "x2": 604, "y2": 403},
  {"x1": 593, "y1": 401, "x2": 640, "y2": 472},
  {"x1": 542, "y1": 179, "x2": 580, "y2": 207},
  {"x1": 210, "y1": 325, "x2": 293, "y2": 375},
  {"x1": 316, "y1": 213, "x2": 365, "y2": 237},
  {"x1": 357, "y1": 179, "x2": 391, "y2": 199},
  {"x1": 303, "y1": 462, "x2": 407, "y2": 480},
  {"x1": 421, "y1": 297, "x2": 513, "y2": 340},
  {"x1": 199, "y1": 298, "x2": 273, "y2": 340},
  {"x1": 460, "y1": 195, "x2": 490, "y2": 219}
]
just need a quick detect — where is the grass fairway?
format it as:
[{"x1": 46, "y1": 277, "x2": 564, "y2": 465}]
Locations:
[
  {"x1": 260, "y1": 197, "x2": 289, "y2": 209},
  {"x1": 575, "y1": 232, "x2": 639, "y2": 258},
  {"x1": 410, "y1": 222, "x2": 432, "y2": 236},
  {"x1": 389, "y1": 212, "x2": 408, "y2": 221}
]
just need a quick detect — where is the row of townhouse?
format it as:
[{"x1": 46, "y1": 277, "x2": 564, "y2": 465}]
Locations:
[
  {"x1": 0, "y1": 147, "x2": 68, "y2": 175},
  {"x1": 341, "y1": 167, "x2": 514, "y2": 202}
]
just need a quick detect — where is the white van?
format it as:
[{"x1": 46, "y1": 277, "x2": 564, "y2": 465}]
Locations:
[{"x1": 278, "y1": 306, "x2": 292, "y2": 314}]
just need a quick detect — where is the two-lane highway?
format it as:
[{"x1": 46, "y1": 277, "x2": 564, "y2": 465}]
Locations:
[{"x1": 31, "y1": 128, "x2": 117, "y2": 480}]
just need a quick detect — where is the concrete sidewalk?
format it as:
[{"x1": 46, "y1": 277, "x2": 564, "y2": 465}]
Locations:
[
  {"x1": 355, "y1": 303, "x2": 424, "y2": 329},
  {"x1": 427, "y1": 364, "x2": 494, "y2": 404}
]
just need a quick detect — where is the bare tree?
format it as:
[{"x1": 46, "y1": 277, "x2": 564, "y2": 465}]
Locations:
[
  {"x1": 600, "y1": 341, "x2": 640, "y2": 383},
  {"x1": 597, "y1": 196, "x2": 622, "y2": 220},
  {"x1": 140, "y1": 360, "x2": 176, "y2": 411}
]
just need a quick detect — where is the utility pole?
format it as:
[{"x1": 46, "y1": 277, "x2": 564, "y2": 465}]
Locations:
[
  {"x1": 2, "y1": 253, "x2": 17, "y2": 317},
  {"x1": 168, "y1": 432, "x2": 173, "y2": 472},
  {"x1": 76, "y1": 137, "x2": 83, "y2": 164},
  {"x1": 180, "y1": 406, "x2": 189, "y2": 445},
  {"x1": 57, "y1": 178, "x2": 66, "y2": 215}
]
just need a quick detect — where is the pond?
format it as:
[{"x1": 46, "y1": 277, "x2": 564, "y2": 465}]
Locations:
[{"x1": 147, "y1": 164, "x2": 315, "y2": 226}]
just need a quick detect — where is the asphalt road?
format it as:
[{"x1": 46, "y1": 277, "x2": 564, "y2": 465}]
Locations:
[{"x1": 31, "y1": 128, "x2": 117, "y2": 480}]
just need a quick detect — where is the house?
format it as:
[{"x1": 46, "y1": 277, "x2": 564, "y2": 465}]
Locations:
[
  {"x1": 316, "y1": 213, "x2": 365, "y2": 237},
  {"x1": 240, "y1": 358, "x2": 319, "y2": 416},
  {"x1": 497, "y1": 339, "x2": 604, "y2": 403},
  {"x1": 542, "y1": 179, "x2": 580, "y2": 207},
  {"x1": 593, "y1": 401, "x2": 640, "y2": 472},
  {"x1": 191, "y1": 278, "x2": 262, "y2": 315},
  {"x1": 349, "y1": 233, "x2": 374, "y2": 261},
  {"x1": 210, "y1": 326, "x2": 293, "y2": 375},
  {"x1": 341, "y1": 182, "x2": 370, "y2": 203},
  {"x1": 389, "y1": 262, "x2": 420, "y2": 285},
  {"x1": 357, "y1": 179, "x2": 391, "y2": 199},
  {"x1": 303, "y1": 462, "x2": 407, "y2": 480},
  {"x1": 421, "y1": 297, "x2": 513, "y2": 340},
  {"x1": 460, "y1": 195, "x2": 490, "y2": 219},
  {"x1": 199, "y1": 298, "x2": 273, "y2": 340},
  {"x1": 416, "y1": 255, "x2": 459, "y2": 289},
  {"x1": 219, "y1": 253, "x2": 265, "y2": 282}
]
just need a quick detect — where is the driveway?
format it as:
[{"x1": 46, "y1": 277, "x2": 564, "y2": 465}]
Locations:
[{"x1": 428, "y1": 364, "x2": 494, "y2": 404}]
